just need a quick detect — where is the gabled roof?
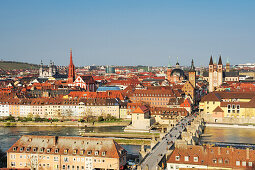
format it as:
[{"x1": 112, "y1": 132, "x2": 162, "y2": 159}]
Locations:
[
  {"x1": 132, "y1": 105, "x2": 149, "y2": 114},
  {"x1": 213, "y1": 106, "x2": 224, "y2": 112}
]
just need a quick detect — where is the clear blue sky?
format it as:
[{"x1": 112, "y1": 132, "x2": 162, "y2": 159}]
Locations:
[{"x1": 0, "y1": 0, "x2": 254, "y2": 67}]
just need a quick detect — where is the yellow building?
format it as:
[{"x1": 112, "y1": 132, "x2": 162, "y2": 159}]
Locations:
[{"x1": 199, "y1": 92, "x2": 255, "y2": 124}]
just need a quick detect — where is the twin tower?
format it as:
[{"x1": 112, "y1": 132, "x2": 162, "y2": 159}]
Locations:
[{"x1": 208, "y1": 56, "x2": 224, "y2": 92}]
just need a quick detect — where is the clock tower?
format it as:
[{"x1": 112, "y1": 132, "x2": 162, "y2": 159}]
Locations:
[{"x1": 188, "y1": 59, "x2": 196, "y2": 88}]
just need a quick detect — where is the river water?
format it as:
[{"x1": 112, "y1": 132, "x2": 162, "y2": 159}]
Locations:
[
  {"x1": 201, "y1": 126, "x2": 255, "y2": 144},
  {"x1": 2, "y1": 126, "x2": 255, "y2": 156},
  {"x1": 0, "y1": 126, "x2": 141, "y2": 155}
]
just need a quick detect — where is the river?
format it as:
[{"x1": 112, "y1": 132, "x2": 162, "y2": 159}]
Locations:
[
  {"x1": 0, "y1": 126, "x2": 141, "y2": 155},
  {"x1": 2, "y1": 126, "x2": 254, "y2": 156},
  {"x1": 201, "y1": 126, "x2": 255, "y2": 144}
]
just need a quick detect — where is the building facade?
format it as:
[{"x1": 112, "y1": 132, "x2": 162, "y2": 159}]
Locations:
[{"x1": 7, "y1": 135, "x2": 127, "y2": 170}]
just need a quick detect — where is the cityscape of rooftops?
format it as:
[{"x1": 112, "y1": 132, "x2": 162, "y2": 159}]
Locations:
[{"x1": 0, "y1": 1, "x2": 255, "y2": 170}]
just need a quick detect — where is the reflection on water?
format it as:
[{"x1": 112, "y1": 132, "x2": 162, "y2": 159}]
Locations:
[
  {"x1": 201, "y1": 126, "x2": 255, "y2": 144},
  {"x1": 0, "y1": 126, "x2": 141, "y2": 154}
]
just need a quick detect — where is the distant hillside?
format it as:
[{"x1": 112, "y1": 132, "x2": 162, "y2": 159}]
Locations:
[{"x1": 0, "y1": 61, "x2": 39, "y2": 70}]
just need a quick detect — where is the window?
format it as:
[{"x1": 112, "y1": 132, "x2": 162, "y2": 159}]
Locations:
[
  {"x1": 40, "y1": 148, "x2": 44, "y2": 153},
  {"x1": 218, "y1": 158, "x2": 223, "y2": 163},
  {"x1": 95, "y1": 151, "x2": 99, "y2": 155},
  {"x1": 64, "y1": 157, "x2": 69, "y2": 163},
  {"x1": 87, "y1": 151, "x2": 91, "y2": 155},
  {"x1": 55, "y1": 149, "x2": 59, "y2": 153},
  {"x1": 225, "y1": 159, "x2": 229, "y2": 164},
  {"x1": 80, "y1": 150, "x2": 84, "y2": 155},
  {"x1": 26, "y1": 147, "x2": 30, "y2": 152},
  {"x1": 11, "y1": 162, "x2": 15, "y2": 166},
  {"x1": 62, "y1": 165, "x2": 66, "y2": 170},
  {"x1": 102, "y1": 151, "x2": 106, "y2": 156},
  {"x1": 33, "y1": 148, "x2": 37, "y2": 152},
  {"x1": 20, "y1": 147, "x2": 24, "y2": 152},
  {"x1": 175, "y1": 156, "x2": 180, "y2": 161},
  {"x1": 64, "y1": 149, "x2": 68, "y2": 154},
  {"x1": 236, "y1": 161, "x2": 240, "y2": 166},
  {"x1": 194, "y1": 157, "x2": 198, "y2": 162},
  {"x1": 213, "y1": 159, "x2": 217, "y2": 164},
  {"x1": 184, "y1": 156, "x2": 189, "y2": 161},
  {"x1": 73, "y1": 149, "x2": 77, "y2": 154},
  {"x1": 237, "y1": 105, "x2": 240, "y2": 113},
  {"x1": 242, "y1": 161, "x2": 246, "y2": 166},
  {"x1": 249, "y1": 162, "x2": 252, "y2": 167},
  {"x1": 47, "y1": 148, "x2": 51, "y2": 153},
  {"x1": 13, "y1": 147, "x2": 17, "y2": 151},
  {"x1": 54, "y1": 156, "x2": 59, "y2": 162},
  {"x1": 232, "y1": 104, "x2": 235, "y2": 113},
  {"x1": 227, "y1": 104, "x2": 231, "y2": 113}
]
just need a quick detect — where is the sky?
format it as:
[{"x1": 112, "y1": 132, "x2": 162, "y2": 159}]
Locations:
[{"x1": 0, "y1": 0, "x2": 254, "y2": 67}]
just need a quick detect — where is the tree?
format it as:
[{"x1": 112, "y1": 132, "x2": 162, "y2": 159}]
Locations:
[{"x1": 0, "y1": 148, "x2": 7, "y2": 168}]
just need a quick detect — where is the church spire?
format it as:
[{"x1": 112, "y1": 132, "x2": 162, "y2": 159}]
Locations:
[
  {"x1": 70, "y1": 49, "x2": 73, "y2": 65},
  {"x1": 190, "y1": 59, "x2": 195, "y2": 71},
  {"x1": 68, "y1": 49, "x2": 75, "y2": 83},
  {"x1": 209, "y1": 55, "x2": 213, "y2": 65},
  {"x1": 218, "y1": 55, "x2": 223, "y2": 65}
]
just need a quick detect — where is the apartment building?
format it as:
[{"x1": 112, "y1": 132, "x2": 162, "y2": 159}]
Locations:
[
  {"x1": 129, "y1": 86, "x2": 178, "y2": 108},
  {"x1": 7, "y1": 135, "x2": 127, "y2": 170},
  {"x1": 167, "y1": 144, "x2": 255, "y2": 170},
  {"x1": 0, "y1": 98, "x2": 120, "y2": 119}
]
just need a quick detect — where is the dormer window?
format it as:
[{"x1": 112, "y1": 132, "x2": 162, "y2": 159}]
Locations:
[
  {"x1": 64, "y1": 149, "x2": 68, "y2": 154},
  {"x1": 80, "y1": 150, "x2": 84, "y2": 155},
  {"x1": 102, "y1": 151, "x2": 106, "y2": 156},
  {"x1": 175, "y1": 156, "x2": 180, "y2": 161},
  {"x1": 47, "y1": 149, "x2": 51, "y2": 153},
  {"x1": 33, "y1": 147, "x2": 37, "y2": 152},
  {"x1": 40, "y1": 148, "x2": 44, "y2": 153},
  {"x1": 87, "y1": 151, "x2": 91, "y2": 155},
  {"x1": 13, "y1": 147, "x2": 17, "y2": 151},
  {"x1": 26, "y1": 147, "x2": 31, "y2": 152},
  {"x1": 20, "y1": 147, "x2": 24, "y2": 152},
  {"x1": 95, "y1": 151, "x2": 99, "y2": 156},
  {"x1": 73, "y1": 149, "x2": 77, "y2": 154},
  {"x1": 55, "y1": 149, "x2": 59, "y2": 153}
]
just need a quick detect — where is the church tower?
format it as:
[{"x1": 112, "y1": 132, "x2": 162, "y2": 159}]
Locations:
[
  {"x1": 217, "y1": 56, "x2": 223, "y2": 88},
  {"x1": 68, "y1": 49, "x2": 75, "y2": 83},
  {"x1": 166, "y1": 56, "x2": 172, "y2": 81},
  {"x1": 226, "y1": 57, "x2": 230, "y2": 72},
  {"x1": 208, "y1": 56, "x2": 223, "y2": 92},
  {"x1": 39, "y1": 60, "x2": 44, "y2": 78},
  {"x1": 209, "y1": 56, "x2": 214, "y2": 92},
  {"x1": 189, "y1": 59, "x2": 196, "y2": 88}
]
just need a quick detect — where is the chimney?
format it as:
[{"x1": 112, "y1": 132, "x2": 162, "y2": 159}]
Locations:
[{"x1": 246, "y1": 148, "x2": 250, "y2": 160}]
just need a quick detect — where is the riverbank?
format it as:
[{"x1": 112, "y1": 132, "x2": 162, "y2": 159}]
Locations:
[
  {"x1": 0, "y1": 120, "x2": 131, "y2": 127},
  {"x1": 81, "y1": 132, "x2": 160, "y2": 139},
  {"x1": 80, "y1": 132, "x2": 159, "y2": 145},
  {"x1": 206, "y1": 123, "x2": 255, "y2": 129}
]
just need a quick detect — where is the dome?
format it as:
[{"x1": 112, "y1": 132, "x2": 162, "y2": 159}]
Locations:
[{"x1": 170, "y1": 68, "x2": 185, "y2": 78}]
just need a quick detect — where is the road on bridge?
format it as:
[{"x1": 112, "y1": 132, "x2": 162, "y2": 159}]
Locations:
[{"x1": 139, "y1": 114, "x2": 196, "y2": 170}]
